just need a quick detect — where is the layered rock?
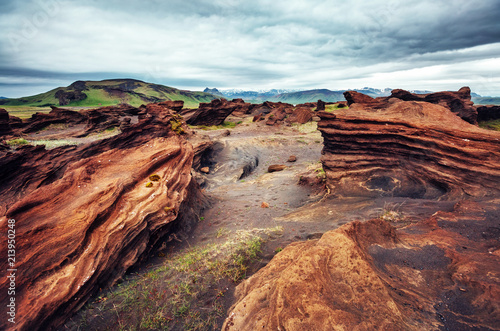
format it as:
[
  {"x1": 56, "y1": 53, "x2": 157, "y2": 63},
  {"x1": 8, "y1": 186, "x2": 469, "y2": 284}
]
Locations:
[
  {"x1": 0, "y1": 103, "x2": 206, "y2": 330},
  {"x1": 79, "y1": 103, "x2": 140, "y2": 135},
  {"x1": 20, "y1": 106, "x2": 87, "y2": 134},
  {"x1": 224, "y1": 201, "x2": 500, "y2": 330},
  {"x1": 179, "y1": 99, "x2": 240, "y2": 126},
  {"x1": 317, "y1": 99, "x2": 500, "y2": 199},
  {"x1": 389, "y1": 87, "x2": 477, "y2": 124},
  {"x1": 344, "y1": 87, "x2": 478, "y2": 124},
  {"x1": 0, "y1": 109, "x2": 12, "y2": 136}
]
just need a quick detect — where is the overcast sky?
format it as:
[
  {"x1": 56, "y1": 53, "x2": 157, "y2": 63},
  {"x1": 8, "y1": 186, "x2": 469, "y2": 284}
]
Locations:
[{"x1": 1, "y1": 0, "x2": 500, "y2": 97}]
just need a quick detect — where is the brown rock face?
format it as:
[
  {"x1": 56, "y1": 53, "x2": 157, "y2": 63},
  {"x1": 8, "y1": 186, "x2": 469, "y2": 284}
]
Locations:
[
  {"x1": 317, "y1": 100, "x2": 500, "y2": 199},
  {"x1": 315, "y1": 100, "x2": 326, "y2": 111},
  {"x1": 0, "y1": 103, "x2": 206, "y2": 330},
  {"x1": 179, "y1": 99, "x2": 241, "y2": 126},
  {"x1": 268, "y1": 165, "x2": 287, "y2": 173},
  {"x1": 21, "y1": 106, "x2": 87, "y2": 134},
  {"x1": 224, "y1": 201, "x2": 500, "y2": 330},
  {"x1": 158, "y1": 100, "x2": 184, "y2": 112},
  {"x1": 343, "y1": 90, "x2": 379, "y2": 106},
  {"x1": 390, "y1": 87, "x2": 477, "y2": 124},
  {"x1": 55, "y1": 89, "x2": 87, "y2": 106},
  {"x1": 288, "y1": 107, "x2": 313, "y2": 124},
  {"x1": 477, "y1": 105, "x2": 500, "y2": 122},
  {"x1": 0, "y1": 109, "x2": 13, "y2": 136}
]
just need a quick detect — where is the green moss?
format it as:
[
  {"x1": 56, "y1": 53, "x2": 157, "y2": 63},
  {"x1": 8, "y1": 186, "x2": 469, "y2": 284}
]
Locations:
[
  {"x1": 169, "y1": 114, "x2": 185, "y2": 135},
  {"x1": 6, "y1": 138, "x2": 29, "y2": 146},
  {"x1": 479, "y1": 119, "x2": 500, "y2": 131}
]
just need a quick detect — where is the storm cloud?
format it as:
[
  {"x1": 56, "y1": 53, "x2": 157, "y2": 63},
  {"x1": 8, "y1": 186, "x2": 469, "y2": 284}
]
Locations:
[{"x1": 1, "y1": 0, "x2": 499, "y2": 97}]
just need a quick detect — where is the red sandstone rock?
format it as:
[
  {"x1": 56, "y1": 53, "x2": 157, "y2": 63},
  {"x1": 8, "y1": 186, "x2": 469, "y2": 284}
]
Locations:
[
  {"x1": 179, "y1": 99, "x2": 241, "y2": 126},
  {"x1": 317, "y1": 100, "x2": 500, "y2": 199},
  {"x1": 477, "y1": 105, "x2": 500, "y2": 122},
  {"x1": 158, "y1": 100, "x2": 184, "y2": 112},
  {"x1": 0, "y1": 109, "x2": 12, "y2": 136},
  {"x1": 343, "y1": 90, "x2": 379, "y2": 106},
  {"x1": 268, "y1": 165, "x2": 287, "y2": 173},
  {"x1": 224, "y1": 201, "x2": 500, "y2": 330},
  {"x1": 316, "y1": 100, "x2": 326, "y2": 111},
  {"x1": 287, "y1": 107, "x2": 313, "y2": 124},
  {"x1": 390, "y1": 87, "x2": 477, "y2": 124},
  {"x1": 0, "y1": 103, "x2": 206, "y2": 330}
]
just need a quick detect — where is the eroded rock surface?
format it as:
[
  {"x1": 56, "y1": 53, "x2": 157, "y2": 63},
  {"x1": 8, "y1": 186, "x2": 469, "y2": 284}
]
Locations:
[
  {"x1": 179, "y1": 98, "x2": 241, "y2": 126},
  {"x1": 224, "y1": 201, "x2": 500, "y2": 330},
  {"x1": 317, "y1": 99, "x2": 500, "y2": 199},
  {"x1": 0, "y1": 103, "x2": 207, "y2": 330}
]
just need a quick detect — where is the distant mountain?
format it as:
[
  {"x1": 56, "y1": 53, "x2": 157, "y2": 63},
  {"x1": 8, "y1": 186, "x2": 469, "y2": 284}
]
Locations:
[
  {"x1": 216, "y1": 87, "x2": 410, "y2": 103},
  {"x1": 203, "y1": 87, "x2": 224, "y2": 97},
  {"x1": 0, "y1": 96, "x2": 6, "y2": 99},
  {"x1": 472, "y1": 96, "x2": 500, "y2": 105},
  {"x1": 219, "y1": 88, "x2": 300, "y2": 102},
  {"x1": 0, "y1": 79, "x2": 219, "y2": 108},
  {"x1": 269, "y1": 89, "x2": 345, "y2": 104}
]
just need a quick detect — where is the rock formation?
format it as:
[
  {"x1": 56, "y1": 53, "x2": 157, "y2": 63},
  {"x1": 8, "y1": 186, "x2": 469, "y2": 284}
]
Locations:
[
  {"x1": 179, "y1": 98, "x2": 241, "y2": 126},
  {"x1": 477, "y1": 105, "x2": 500, "y2": 122},
  {"x1": 55, "y1": 89, "x2": 87, "y2": 106},
  {"x1": 389, "y1": 87, "x2": 477, "y2": 124},
  {"x1": 287, "y1": 107, "x2": 313, "y2": 124},
  {"x1": 317, "y1": 98, "x2": 500, "y2": 199},
  {"x1": 344, "y1": 87, "x2": 478, "y2": 124},
  {"x1": 316, "y1": 99, "x2": 326, "y2": 111},
  {"x1": 20, "y1": 106, "x2": 87, "y2": 134},
  {"x1": 0, "y1": 103, "x2": 207, "y2": 330},
  {"x1": 0, "y1": 109, "x2": 13, "y2": 136},
  {"x1": 224, "y1": 200, "x2": 500, "y2": 330}
]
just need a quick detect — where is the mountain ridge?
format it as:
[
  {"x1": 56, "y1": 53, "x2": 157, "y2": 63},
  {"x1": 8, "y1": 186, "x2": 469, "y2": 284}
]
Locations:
[{"x1": 0, "y1": 79, "x2": 219, "y2": 108}]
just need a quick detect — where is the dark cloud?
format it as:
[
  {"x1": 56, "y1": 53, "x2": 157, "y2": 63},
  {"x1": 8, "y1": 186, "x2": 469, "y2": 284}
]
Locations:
[{"x1": 0, "y1": 0, "x2": 499, "y2": 97}]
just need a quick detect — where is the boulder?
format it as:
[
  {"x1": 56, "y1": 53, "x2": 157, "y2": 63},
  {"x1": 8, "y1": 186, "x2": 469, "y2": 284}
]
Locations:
[
  {"x1": 316, "y1": 99, "x2": 326, "y2": 111},
  {"x1": 268, "y1": 165, "x2": 287, "y2": 173}
]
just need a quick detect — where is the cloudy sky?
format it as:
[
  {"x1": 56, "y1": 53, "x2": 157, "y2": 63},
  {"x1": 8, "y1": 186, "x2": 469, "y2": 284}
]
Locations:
[{"x1": 1, "y1": 0, "x2": 500, "y2": 97}]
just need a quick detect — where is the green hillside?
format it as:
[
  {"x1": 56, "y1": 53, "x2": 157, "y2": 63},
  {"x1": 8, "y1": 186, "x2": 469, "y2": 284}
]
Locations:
[
  {"x1": 0, "y1": 79, "x2": 218, "y2": 108},
  {"x1": 269, "y1": 89, "x2": 345, "y2": 104},
  {"x1": 472, "y1": 97, "x2": 500, "y2": 105}
]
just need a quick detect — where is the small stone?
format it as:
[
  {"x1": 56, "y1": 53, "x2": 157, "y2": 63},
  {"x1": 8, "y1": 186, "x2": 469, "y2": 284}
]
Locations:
[
  {"x1": 268, "y1": 165, "x2": 287, "y2": 173},
  {"x1": 261, "y1": 202, "x2": 270, "y2": 208},
  {"x1": 200, "y1": 167, "x2": 210, "y2": 174},
  {"x1": 287, "y1": 155, "x2": 297, "y2": 162},
  {"x1": 312, "y1": 116, "x2": 321, "y2": 122}
]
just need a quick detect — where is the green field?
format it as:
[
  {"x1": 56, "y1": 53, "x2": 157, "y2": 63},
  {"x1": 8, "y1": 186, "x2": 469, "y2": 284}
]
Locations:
[
  {"x1": 1, "y1": 106, "x2": 52, "y2": 119},
  {"x1": 0, "y1": 79, "x2": 218, "y2": 110}
]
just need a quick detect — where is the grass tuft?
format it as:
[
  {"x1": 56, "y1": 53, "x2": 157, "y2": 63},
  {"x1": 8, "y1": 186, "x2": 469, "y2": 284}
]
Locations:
[
  {"x1": 6, "y1": 138, "x2": 29, "y2": 146},
  {"x1": 479, "y1": 119, "x2": 500, "y2": 131}
]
